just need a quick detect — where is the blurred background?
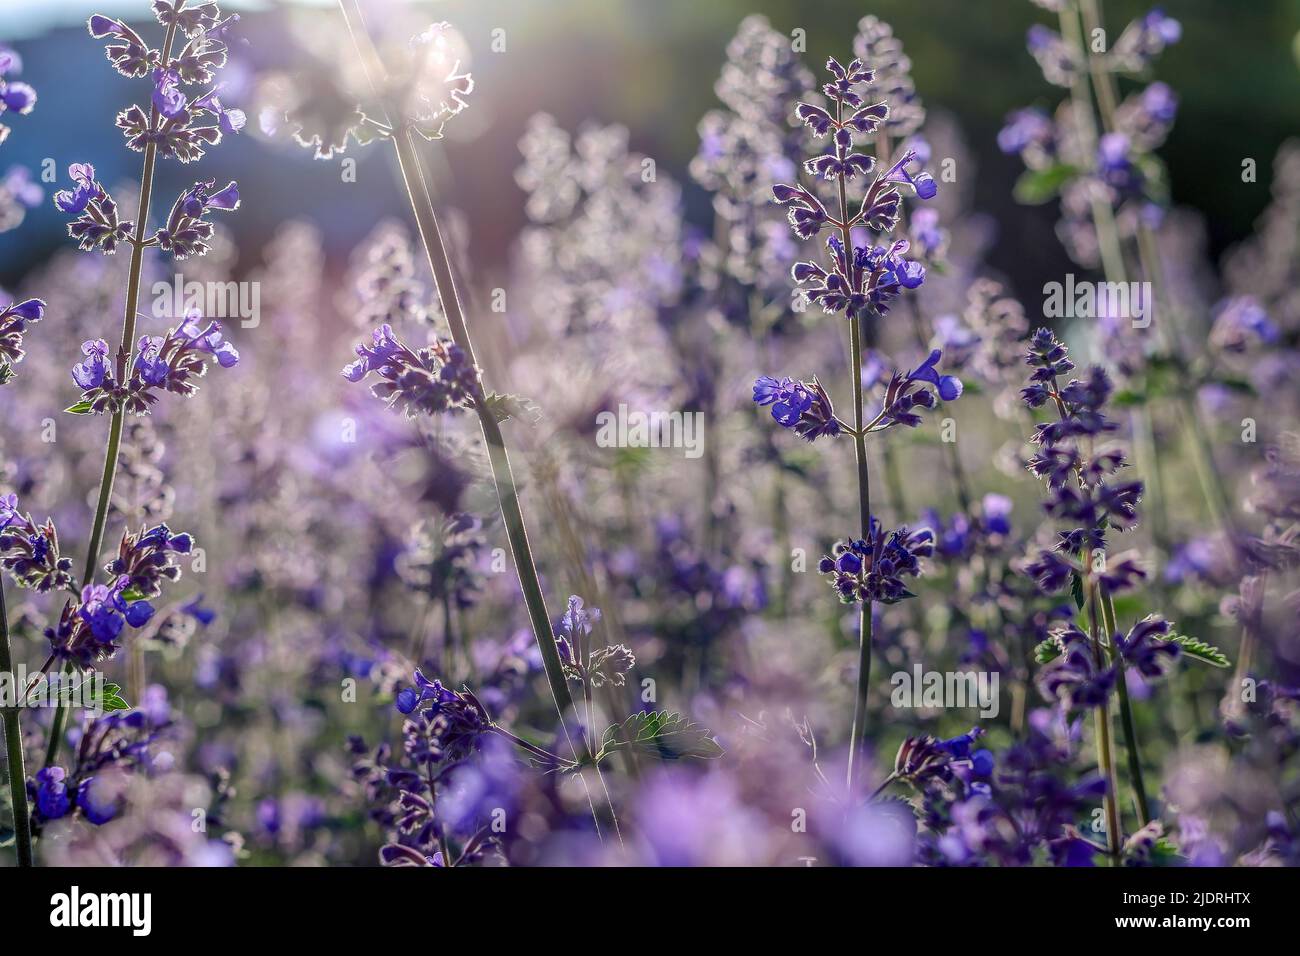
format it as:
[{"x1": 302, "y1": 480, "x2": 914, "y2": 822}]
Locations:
[
  {"x1": 1, "y1": 0, "x2": 1298, "y2": 867},
  {"x1": 3, "y1": 0, "x2": 1298, "y2": 296}
]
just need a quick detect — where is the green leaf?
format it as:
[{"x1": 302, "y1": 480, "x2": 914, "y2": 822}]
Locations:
[
  {"x1": 1035, "y1": 636, "x2": 1064, "y2": 665},
  {"x1": 1169, "y1": 634, "x2": 1231, "y2": 668},
  {"x1": 118, "y1": 586, "x2": 146, "y2": 603},
  {"x1": 1070, "y1": 571, "x2": 1086, "y2": 611},
  {"x1": 483, "y1": 392, "x2": 542, "y2": 426},
  {"x1": 64, "y1": 400, "x2": 94, "y2": 415},
  {"x1": 1013, "y1": 164, "x2": 1078, "y2": 205},
  {"x1": 599, "y1": 711, "x2": 724, "y2": 762},
  {"x1": 83, "y1": 680, "x2": 131, "y2": 713}
]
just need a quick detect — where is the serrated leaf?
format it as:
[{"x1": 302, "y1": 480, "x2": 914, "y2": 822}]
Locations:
[
  {"x1": 1013, "y1": 164, "x2": 1078, "y2": 205},
  {"x1": 64, "y1": 400, "x2": 94, "y2": 415},
  {"x1": 1169, "y1": 634, "x2": 1231, "y2": 668},
  {"x1": 600, "y1": 711, "x2": 724, "y2": 761},
  {"x1": 1035, "y1": 636, "x2": 1063, "y2": 665},
  {"x1": 483, "y1": 392, "x2": 542, "y2": 426}
]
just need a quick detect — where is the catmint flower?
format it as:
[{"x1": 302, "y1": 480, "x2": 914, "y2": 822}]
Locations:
[
  {"x1": 878, "y1": 148, "x2": 937, "y2": 200},
  {"x1": 71, "y1": 313, "x2": 237, "y2": 415},
  {"x1": 393, "y1": 669, "x2": 491, "y2": 767},
  {"x1": 0, "y1": 296, "x2": 46, "y2": 380},
  {"x1": 752, "y1": 375, "x2": 841, "y2": 441},
  {"x1": 88, "y1": 14, "x2": 156, "y2": 78},
  {"x1": 1037, "y1": 623, "x2": 1117, "y2": 711},
  {"x1": 867, "y1": 350, "x2": 963, "y2": 433},
  {"x1": 0, "y1": 44, "x2": 36, "y2": 145},
  {"x1": 155, "y1": 179, "x2": 240, "y2": 259},
  {"x1": 0, "y1": 501, "x2": 75, "y2": 594},
  {"x1": 343, "y1": 324, "x2": 482, "y2": 419},
  {"x1": 818, "y1": 518, "x2": 934, "y2": 604},
  {"x1": 32, "y1": 767, "x2": 71, "y2": 821},
  {"x1": 103, "y1": 523, "x2": 194, "y2": 600},
  {"x1": 893, "y1": 727, "x2": 986, "y2": 789},
  {"x1": 909, "y1": 207, "x2": 947, "y2": 260},
  {"x1": 55, "y1": 163, "x2": 134, "y2": 254},
  {"x1": 1115, "y1": 614, "x2": 1181, "y2": 679}
]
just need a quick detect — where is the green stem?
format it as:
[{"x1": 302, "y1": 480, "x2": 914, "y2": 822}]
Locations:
[
  {"x1": 0, "y1": 576, "x2": 33, "y2": 865},
  {"x1": 1101, "y1": 587, "x2": 1151, "y2": 824},
  {"x1": 835, "y1": 100, "x2": 874, "y2": 796},
  {"x1": 338, "y1": 0, "x2": 619, "y2": 842},
  {"x1": 47, "y1": 16, "x2": 181, "y2": 770},
  {"x1": 1086, "y1": 570, "x2": 1122, "y2": 862}
]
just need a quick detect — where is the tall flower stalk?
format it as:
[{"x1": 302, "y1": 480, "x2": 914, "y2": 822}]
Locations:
[
  {"x1": 46, "y1": 0, "x2": 244, "y2": 766},
  {"x1": 334, "y1": 0, "x2": 620, "y2": 840},
  {"x1": 0, "y1": 574, "x2": 32, "y2": 865},
  {"x1": 763, "y1": 53, "x2": 953, "y2": 795}
]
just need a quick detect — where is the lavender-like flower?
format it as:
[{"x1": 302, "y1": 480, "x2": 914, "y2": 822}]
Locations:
[
  {"x1": 0, "y1": 297, "x2": 46, "y2": 383},
  {"x1": 343, "y1": 323, "x2": 481, "y2": 419},
  {"x1": 0, "y1": 44, "x2": 37, "y2": 145},
  {"x1": 818, "y1": 519, "x2": 934, "y2": 605},
  {"x1": 70, "y1": 312, "x2": 238, "y2": 415}
]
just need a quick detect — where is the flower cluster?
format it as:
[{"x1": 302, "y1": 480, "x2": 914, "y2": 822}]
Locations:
[
  {"x1": 771, "y1": 55, "x2": 935, "y2": 321},
  {"x1": 55, "y1": 163, "x2": 135, "y2": 255},
  {"x1": 104, "y1": 523, "x2": 195, "y2": 599},
  {"x1": 155, "y1": 179, "x2": 240, "y2": 259},
  {"x1": 71, "y1": 312, "x2": 238, "y2": 415},
  {"x1": 818, "y1": 518, "x2": 934, "y2": 605},
  {"x1": 891, "y1": 727, "x2": 989, "y2": 791},
  {"x1": 29, "y1": 690, "x2": 176, "y2": 829},
  {"x1": 0, "y1": 495, "x2": 75, "y2": 594},
  {"x1": 0, "y1": 44, "x2": 36, "y2": 145},
  {"x1": 1039, "y1": 614, "x2": 1180, "y2": 713},
  {"x1": 1021, "y1": 329, "x2": 1145, "y2": 593},
  {"x1": 751, "y1": 375, "x2": 841, "y2": 442},
  {"x1": 393, "y1": 669, "x2": 493, "y2": 767},
  {"x1": 45, "y1": 581, "x2": 158, "y2": 667},
  {"x1": 0, "y1": 297, "x2": 46, "y2": 383},
  {"x1": 343, "y1": 324, "x2": 482, "y2": 419}
]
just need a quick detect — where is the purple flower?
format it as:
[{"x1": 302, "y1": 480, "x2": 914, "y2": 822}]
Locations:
[
  {"x1": 72, "y1": 339, "x2": 111, "y2": 390},
  {"x1": 907, "y1": 349, "x2": 964, "y2": 402},
  {"x1": 344, "y1": 324, "x2": 481, "y2": 418},
  {"x1": 53, "y1": 163, "x2": 100, "y2": 215},
  {"x1": 878, "y1": 148, "x2": 937, "y2": 199},
  {"x1": 818, "y1": 518, "x2": 934, "y2": 604},
  {"x1": 997, "y1": 107, "x2": 1054, "y2": 155}
]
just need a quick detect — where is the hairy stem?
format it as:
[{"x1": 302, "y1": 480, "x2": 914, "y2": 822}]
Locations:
[
  {"x1": 338, "y1": 0, "x2": 619, "y2": 842},
  {"x1": 46, "y1": 16, "x2": 181, "y2": 769},
  {"x1": 0, "y1": 576, "x2": 33, "y2": 865}
]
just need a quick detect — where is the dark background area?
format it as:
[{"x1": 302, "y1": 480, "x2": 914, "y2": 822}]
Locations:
[{"x1": 2, "y1": 0, "x2": 1297, "y2": 301}]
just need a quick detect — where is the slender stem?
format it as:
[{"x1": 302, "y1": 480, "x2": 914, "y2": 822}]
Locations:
[
  {"x1": 490, "y1": 724, "x2": 570, "y2": 769},
  {"x1": 834, "y1": 99, "x2": 875, "y2": 796},
  {"x1": 337, "y1": 0, "x2": 619, "y2": 843},
  {"x1": 0, "y1": 576, "x2": 33, "y2": 865},
  {"x1": 1101, "y1": 586, "x2": 1151, "y2": 824},
  {"x1": 1085, "y1": 569, "x2": 1122, "y2": 862},
  {"x1": 46, "y1": 17, "x2": 182, "y2": 770}
]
